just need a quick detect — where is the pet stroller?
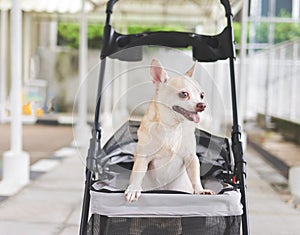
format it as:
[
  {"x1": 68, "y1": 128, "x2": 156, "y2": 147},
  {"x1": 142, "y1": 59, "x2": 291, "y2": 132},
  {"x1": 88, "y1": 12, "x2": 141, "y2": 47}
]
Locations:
[{"x1": 79, "y1": 0, "x2": 249, "y2": 234}]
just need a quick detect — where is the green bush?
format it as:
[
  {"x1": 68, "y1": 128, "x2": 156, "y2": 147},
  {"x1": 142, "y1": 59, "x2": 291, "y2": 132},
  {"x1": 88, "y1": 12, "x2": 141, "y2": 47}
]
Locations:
[
  {"x1": 57, "y1": 17, "x2": 300, "y2": 50},
  {"x1": 233, "y1": 21, "x2": 240, "y2": 43},
  {"x1": 57, "y1": 23, "x2": 80, "y2": 48},
  {"x1": 251, "y1": 10, "x2": 300, "y2": 44},
  {"x1": 57, "y1": 23, "x2": 187, "y2": 49},
  {"x1": 57, "y1": 23, "x2": 104, "y2": 49},
  {"x1": 254, "y1": 21, "x2": 300, "y2": 44}
]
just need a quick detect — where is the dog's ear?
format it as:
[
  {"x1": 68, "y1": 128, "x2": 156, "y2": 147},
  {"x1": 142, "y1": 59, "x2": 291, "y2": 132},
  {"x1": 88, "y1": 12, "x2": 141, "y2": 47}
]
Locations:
[
  {"x1": 150, "y1": 59, "x2": 169, "y2": 84},
  {"x1": 185, "y1": 63, "x2": 196, "y2": 78}
]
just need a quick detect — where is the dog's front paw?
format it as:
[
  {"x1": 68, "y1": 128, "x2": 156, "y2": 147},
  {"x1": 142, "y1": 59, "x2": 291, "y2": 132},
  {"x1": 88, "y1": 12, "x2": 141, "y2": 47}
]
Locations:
[
  {"x1": 124, "y1": 185, "x2": 142, "y2": 202},
  {"x1": 194, "y1": 186, "x2": 215, "y2": 195}
]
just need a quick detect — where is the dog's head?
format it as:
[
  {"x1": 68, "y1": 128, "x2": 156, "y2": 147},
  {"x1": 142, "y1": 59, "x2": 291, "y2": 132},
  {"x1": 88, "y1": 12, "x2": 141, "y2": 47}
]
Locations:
[{"x1": 150, "y1": 59, "x2": 206, "y2": 124}]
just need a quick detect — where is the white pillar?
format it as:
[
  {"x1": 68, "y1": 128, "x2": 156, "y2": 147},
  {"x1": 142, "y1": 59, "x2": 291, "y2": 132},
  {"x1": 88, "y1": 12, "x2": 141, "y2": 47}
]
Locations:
[
  {"x1": 264, "y1": 50, "x2": 274, "y2": 128},
  {"x1": 49, "y1": 21, "x2": 58, "y2": 49},
  {"x1": 238, "y1": 0, "x2": 249, "y2": 124},
  {"x1": 290, "y1": 42, "x2": 298, "y2": 121},
  {"x1": 249, "y1": 0, "x2": 259, "y2": 55},
  {"x1": 23, "y1": 12, "x2": 31, "y2": 84},
  {"x1": 237, "y1": 0, "x2": 250, "y2": 150},
  {"x1": 277, "y1": 47, "x2": 285, "y2": 117},
  {"x1": 0, "y1": 10, "x2": 8, "y2": 123},
  {"x1": 0, "y1": 0, "x2": 30, "y2": 196},
  {"x1": 268, "y1": 0, "x2": 275, "y2": 45},
  {"x1": 292, "y1": 0, "x2": 300, "y2": 19},
  {"x1": 73, "y1": 0, "x2": 91, "y2": 148},
  {"x1": 9, "y1": 0, "x2": 23, "y2": 153}
]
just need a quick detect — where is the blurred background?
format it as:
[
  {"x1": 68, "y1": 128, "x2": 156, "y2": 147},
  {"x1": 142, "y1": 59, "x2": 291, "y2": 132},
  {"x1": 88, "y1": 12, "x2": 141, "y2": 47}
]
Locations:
[
  {"x1": 0, "y1": 0, "x2": 299, "y2": 128},
  {"x1": 0, "y1": 0, "x2": 299, "y2": 234}
]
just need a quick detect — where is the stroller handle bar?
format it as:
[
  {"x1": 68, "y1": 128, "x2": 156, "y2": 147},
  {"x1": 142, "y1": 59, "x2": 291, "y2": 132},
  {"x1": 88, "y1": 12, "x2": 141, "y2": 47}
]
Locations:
[
  {"x1": 101, "y1": 0, "x2": 236, "y2": 62},
  {"x1": 106, "y1": 0, "x2": 232, "y2": 16},
  {"x1": 100, "y1": 26, "x2": 234, "y2": 62}
]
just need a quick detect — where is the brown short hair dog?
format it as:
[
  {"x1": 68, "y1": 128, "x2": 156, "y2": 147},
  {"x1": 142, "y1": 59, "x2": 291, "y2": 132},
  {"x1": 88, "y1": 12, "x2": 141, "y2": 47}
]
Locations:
[{"x1": 125, "y1": 59, "x2": 215, "y2": 202}]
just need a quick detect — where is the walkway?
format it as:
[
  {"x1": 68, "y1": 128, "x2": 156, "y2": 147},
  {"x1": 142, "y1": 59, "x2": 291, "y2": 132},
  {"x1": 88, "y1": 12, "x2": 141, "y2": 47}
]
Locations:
[{"x1": 0, "y1": 124, "x2": 299, "y2": 234}]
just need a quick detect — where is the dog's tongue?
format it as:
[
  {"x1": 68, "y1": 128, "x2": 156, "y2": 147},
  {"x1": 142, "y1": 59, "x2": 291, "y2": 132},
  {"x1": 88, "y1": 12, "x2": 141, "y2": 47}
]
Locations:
[{"x1": 192, "y1": 113, "x2": 200, "y2": 123}]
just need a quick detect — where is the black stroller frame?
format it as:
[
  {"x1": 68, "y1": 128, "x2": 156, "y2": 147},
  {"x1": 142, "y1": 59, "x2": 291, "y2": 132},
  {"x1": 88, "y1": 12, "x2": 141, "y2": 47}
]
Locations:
[{"x1": 79, "y1": 0, "x2": 249, "y2": 234}]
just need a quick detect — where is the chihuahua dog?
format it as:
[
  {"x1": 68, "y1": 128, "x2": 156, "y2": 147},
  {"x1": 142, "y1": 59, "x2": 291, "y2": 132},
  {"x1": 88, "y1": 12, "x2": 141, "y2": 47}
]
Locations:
[{"x1": 125, "y1": 59, "x2": 215, "y2": 202}]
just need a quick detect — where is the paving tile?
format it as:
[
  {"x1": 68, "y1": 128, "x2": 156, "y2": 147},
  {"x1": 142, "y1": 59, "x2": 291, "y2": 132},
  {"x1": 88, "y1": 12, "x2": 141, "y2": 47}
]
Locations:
[
  {"x1": 249, "y1": 214, "x2": 300, "y2": 235},
  {"x1": 0, "y1": 221, "x2": 61, "y2": 235},
  {"x1": 246, "y1": 147, "x2": 300, "y2": 234},
  {"x1": 30, "y1": 159, "x2": 60, "y2": 172},
  {"x1": 0, "y1": 196, "x2": 8, "y2": 203},
  {"x1": 59, "y1": 224, "x2": 79, "y2": 235},
  {"x1": 0, "y1": 187, "x2": 81, "y2": 223},
  {"x1": 66, "y1": 205, "x2": 82, "y2": 225}
]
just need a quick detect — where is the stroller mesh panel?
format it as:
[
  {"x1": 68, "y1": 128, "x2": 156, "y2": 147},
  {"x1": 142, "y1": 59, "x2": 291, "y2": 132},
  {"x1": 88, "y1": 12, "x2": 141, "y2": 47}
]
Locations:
[{"x1": 87, "y1": 214, "x2": 241, "y2": 235}]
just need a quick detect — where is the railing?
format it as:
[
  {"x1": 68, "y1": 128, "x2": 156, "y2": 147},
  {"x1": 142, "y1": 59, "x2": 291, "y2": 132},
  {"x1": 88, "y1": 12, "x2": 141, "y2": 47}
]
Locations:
[{"x1": 246, "y1": 39, "x2": 300, "y2": 124}]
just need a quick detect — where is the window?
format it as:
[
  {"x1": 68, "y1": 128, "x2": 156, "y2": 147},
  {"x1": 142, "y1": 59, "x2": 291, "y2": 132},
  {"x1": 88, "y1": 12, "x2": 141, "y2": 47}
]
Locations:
[
  {"x1": 260, "y1": 0, "x2": 292, "y2": 17},
  {"x1": 276, "y1": 0, "x2": 292, "y2": 16}
]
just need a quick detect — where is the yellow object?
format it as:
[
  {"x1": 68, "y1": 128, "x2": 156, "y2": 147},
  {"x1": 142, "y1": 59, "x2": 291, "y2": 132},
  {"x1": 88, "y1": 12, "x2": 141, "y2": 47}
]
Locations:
[
  {"x1": 35, "y1": 108, "x2": 44, "y2": 117},
  {"x1": 22, "y1": 102, "x2": 32, "y2": 115}
]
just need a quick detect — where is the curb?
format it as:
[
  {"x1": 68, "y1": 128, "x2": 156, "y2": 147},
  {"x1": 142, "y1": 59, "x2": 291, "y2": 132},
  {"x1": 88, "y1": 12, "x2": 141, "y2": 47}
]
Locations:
[{"x1": 248, "y1": 139, "x2": 289, "y2": 179}]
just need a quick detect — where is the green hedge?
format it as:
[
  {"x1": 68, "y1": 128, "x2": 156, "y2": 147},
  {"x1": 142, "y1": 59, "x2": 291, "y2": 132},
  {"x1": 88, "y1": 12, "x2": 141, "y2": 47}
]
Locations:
[
  {"x1": 57, "y1": 19, "x2": 300, "y2": 49},
  {"x1": 57, "y1": 23, "x2": 103, "y2": 49},
  {"x1": 57, "y1": 23, "x2": 187, "y2": 49}
]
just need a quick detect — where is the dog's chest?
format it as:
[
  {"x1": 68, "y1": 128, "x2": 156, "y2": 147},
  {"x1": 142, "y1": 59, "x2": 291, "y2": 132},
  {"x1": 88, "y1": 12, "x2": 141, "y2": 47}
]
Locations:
[
  {"x1": 152, "y1": 123, "x2": 183, "y2": 153},
  {"x1": 147, "y1": 123, "x2": 194, "y2": 166},
  {"x1": 139, "y1": 122, "x2": 196, "y2": 191}
]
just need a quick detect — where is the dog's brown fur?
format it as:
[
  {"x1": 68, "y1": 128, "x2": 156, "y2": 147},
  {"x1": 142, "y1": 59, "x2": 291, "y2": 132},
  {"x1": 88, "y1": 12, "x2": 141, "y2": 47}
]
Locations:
[{"x1": 125, "y1": 59, "x2": 215, "y2": 202}]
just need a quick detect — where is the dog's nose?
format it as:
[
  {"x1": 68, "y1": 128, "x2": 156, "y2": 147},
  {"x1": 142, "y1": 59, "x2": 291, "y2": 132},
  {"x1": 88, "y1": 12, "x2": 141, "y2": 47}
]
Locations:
[{"x1": 196, "y1": 102, "x2": 206, "y2": 112}]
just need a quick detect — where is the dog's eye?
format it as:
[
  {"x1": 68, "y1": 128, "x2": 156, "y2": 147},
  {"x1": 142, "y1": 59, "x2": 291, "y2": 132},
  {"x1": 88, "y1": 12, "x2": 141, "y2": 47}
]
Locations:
[
  {"x1": 200, "y1": 92, "x2": 205, "y2": 99},
  {"x1": 179, "y1": 91, "x2": 189, "y2": 99}
]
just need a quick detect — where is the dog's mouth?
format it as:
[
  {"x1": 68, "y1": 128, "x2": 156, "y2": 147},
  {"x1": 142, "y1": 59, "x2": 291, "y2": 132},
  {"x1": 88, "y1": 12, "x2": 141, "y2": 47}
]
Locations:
[{"x1": 172, "y1": 105, "x2": 200, "y2": 123}]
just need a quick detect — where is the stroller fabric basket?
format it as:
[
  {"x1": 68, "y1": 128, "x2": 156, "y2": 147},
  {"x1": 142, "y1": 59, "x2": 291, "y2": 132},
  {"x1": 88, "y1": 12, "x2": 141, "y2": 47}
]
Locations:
[
  {"x1": 79, "y1": 0, "x2": 249, "y2": 234},
  {"x1": 86, "y1": 121, "x2": 242, "y2": 235}
]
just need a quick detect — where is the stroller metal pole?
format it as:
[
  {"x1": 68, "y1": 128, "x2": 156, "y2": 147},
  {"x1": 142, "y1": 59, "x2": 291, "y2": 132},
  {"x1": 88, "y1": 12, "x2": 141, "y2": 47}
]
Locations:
[
  {"x1": 229, "y1": 57, "x2": 249, "y2": 235},
  {"x1": 221, "y1": 0, "x2": 250, "y2": 234},
  {"x1": 79, "y1": 2, "x2": 115, "y2": 233},
  {"x1": 79, "y1": 58, "x2": 106, "y2": 235},
  {"x1": 79, "y1": 169, "x2": 92, "y2": 235}
]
